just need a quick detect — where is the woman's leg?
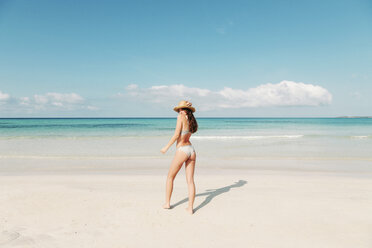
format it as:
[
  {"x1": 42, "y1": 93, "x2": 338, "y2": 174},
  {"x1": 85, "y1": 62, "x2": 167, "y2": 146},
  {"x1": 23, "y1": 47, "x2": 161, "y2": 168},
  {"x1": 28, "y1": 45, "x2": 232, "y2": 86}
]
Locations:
[
  {"x1": 163, "y1": 150, "x2": 188, "y2": 209},
  {"x1": 185, "y1": 152, "x2": 196, "y2": 214}
]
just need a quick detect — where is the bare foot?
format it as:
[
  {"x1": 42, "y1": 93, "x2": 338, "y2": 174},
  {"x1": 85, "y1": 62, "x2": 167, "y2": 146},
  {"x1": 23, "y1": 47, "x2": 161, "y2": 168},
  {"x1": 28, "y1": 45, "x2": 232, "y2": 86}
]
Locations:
[
  {"x1": 163, "y1": 204, "x2": 171, "y2": 209},
  {"x1": 186, "y1": 207, "x2": 194, "y2": 215}
]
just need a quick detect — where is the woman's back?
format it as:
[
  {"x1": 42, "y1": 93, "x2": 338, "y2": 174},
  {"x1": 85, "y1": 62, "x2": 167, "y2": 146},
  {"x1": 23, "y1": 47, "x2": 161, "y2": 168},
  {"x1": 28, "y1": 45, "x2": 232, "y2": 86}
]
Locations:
[{"x1": 177, "y1": 113, "x2": 192, "y2": 147}]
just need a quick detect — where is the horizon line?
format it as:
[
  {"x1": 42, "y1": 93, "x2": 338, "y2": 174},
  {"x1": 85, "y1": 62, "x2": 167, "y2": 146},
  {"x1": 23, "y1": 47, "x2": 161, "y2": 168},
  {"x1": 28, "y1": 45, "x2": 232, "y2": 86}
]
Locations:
[{"x1": 1, "y1": 116, "x2": 371, "y2": 119}]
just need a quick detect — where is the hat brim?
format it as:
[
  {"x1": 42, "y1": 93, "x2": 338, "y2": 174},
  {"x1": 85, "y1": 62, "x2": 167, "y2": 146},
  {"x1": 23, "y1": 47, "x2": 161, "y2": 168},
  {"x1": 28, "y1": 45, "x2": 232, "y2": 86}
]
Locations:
[{"x1": 173, "y1": 106, "x2": 196, "y2": 113}]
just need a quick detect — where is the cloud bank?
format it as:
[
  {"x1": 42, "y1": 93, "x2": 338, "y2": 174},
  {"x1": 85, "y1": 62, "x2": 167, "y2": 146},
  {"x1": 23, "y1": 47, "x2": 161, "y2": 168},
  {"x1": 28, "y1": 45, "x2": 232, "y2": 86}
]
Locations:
[
  {"x1": 124, "y1": 80, "x2": 332, "y2": 111},
  {"x1": 0, "y1": 91, "x2": 98, "y2": 113},
  {"x1": 1, "y1": 80, "x2": 332, "y2": 116}
]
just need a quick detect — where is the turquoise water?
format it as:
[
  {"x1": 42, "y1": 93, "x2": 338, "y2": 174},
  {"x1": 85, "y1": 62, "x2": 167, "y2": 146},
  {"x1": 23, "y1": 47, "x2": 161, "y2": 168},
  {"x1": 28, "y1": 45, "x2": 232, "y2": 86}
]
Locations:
[
  {"x1": 1, "y1": 118, "x2": 372, "y2": 160},
  {"x1": 1, "y1": 118, "x2": 372, "y2": 138}
]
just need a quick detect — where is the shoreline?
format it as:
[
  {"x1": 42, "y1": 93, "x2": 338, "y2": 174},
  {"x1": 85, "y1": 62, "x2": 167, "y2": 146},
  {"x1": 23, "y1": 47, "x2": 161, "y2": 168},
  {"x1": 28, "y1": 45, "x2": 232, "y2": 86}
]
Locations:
[
  {"x1": 3, "y1": 155, "x2": 370, "y2": 178},
  {"x1": 1, "y1": 156, "x2": 372, "y2": 174},
  {"x1": 1, "y1": 116, "x2": 372, "y2": 119}
]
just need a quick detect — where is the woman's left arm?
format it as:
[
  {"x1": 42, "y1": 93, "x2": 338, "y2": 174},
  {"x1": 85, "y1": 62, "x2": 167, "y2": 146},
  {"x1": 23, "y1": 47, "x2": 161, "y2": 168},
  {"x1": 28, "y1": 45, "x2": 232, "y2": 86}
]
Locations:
[{"x1": 160, "y1": 114, "x2": 183, "y2": 154}]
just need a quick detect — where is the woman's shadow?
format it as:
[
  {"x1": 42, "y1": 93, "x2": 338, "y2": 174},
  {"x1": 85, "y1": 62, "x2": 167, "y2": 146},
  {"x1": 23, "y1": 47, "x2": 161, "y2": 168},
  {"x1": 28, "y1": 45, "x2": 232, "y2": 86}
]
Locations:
[{"x1": 171, "y1": 180, "x2": 247, "y2": 213}]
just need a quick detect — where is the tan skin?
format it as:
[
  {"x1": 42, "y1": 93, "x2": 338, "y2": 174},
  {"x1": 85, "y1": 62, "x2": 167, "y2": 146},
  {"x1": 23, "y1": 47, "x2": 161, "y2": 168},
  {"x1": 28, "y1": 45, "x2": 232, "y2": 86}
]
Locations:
[{"x1": 160, "y1": 107, "x2": 196, "y2": 215}]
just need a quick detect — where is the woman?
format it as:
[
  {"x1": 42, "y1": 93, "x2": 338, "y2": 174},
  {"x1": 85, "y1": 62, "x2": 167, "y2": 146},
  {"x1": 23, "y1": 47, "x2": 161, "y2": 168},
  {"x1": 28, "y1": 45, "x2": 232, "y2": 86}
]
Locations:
[{"x1": 160, "y1": 100, "x2": 198, "y2": 214}]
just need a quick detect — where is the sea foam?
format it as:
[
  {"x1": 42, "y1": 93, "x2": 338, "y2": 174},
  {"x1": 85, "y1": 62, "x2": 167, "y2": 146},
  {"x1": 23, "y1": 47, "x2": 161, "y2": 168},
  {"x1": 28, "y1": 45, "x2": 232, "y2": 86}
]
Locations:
[
  {"x1": 350, "y1": 135, "x2": 370, "y2": 139},
  {"x1": 192, "y1": 135, "x2": 304, "y2": 140}
]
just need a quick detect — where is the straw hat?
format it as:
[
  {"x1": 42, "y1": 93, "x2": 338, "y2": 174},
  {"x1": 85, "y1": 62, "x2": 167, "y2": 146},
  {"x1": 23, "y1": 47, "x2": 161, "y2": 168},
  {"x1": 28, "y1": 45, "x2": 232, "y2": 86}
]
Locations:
[{"x1": 173, "y1": 100, "x2": 195, "y2": 113}]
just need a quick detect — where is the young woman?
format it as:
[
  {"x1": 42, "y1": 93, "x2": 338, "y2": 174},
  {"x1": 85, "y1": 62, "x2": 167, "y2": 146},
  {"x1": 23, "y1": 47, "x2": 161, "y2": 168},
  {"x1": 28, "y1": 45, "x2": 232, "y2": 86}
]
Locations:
[{"x1": 160, "y1": 100, "x2": 198, "y2": 214}]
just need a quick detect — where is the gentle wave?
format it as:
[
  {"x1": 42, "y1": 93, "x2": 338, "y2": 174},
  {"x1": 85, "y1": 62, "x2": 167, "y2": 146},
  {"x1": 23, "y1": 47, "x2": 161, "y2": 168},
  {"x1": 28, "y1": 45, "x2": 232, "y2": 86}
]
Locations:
[
  {"x1": 0, "y1": 135, "x2": 164, "y2": 140},
  {"x1": 350, "y1": 135, "x2": 371, "y2": 139},
  {"x1": 1, "y1": 155, "x2": 372, "y2": 161},
  {"x1": 0, "y1": 123, "x2": 149, "y2": 129},
  {"x1": 192, "y1": 135, "x2": 304, "y2": 140},
  {"x1": 0, "y1": 155, "x2": 162, "y2": 160}
]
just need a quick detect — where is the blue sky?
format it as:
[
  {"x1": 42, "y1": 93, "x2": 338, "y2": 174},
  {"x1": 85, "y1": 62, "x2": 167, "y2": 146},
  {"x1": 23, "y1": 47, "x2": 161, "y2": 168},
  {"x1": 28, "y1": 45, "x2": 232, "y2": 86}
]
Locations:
[{"x1": 0, "y1": 0, "x2": 371, "y2": 117}]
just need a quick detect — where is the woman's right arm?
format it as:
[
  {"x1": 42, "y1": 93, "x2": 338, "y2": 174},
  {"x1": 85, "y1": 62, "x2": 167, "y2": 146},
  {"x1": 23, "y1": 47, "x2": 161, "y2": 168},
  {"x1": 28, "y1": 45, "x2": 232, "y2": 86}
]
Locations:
[{"x1": 160, "y1": 114, "x2": 183, "y2": 154}]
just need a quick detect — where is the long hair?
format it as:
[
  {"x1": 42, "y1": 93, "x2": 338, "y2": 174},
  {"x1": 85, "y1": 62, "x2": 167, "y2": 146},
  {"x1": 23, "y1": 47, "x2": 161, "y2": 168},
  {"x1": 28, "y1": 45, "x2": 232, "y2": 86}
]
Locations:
[{"x1": 183, "y1": 108, "x2": 198, "y2": 133}]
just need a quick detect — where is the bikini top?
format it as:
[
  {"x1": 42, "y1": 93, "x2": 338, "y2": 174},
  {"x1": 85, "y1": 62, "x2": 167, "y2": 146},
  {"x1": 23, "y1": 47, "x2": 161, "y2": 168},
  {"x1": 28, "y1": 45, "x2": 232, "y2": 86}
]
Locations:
[
  {"x1": 181, "y1": 117, "x2": 191, "y2": 136},
  {"x1": 181, "y1": 130, "x2": 190, "y2": 135}
]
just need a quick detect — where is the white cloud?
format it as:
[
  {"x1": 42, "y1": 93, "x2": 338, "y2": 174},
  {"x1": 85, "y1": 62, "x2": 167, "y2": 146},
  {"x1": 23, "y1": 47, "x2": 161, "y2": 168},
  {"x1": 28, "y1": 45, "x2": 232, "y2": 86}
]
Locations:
[
  {"x1": 124, "y1": 80, "x2": 332, "y2": 111},
  {"x1": 33, "y1": 92, "x2": 84, "y2": 108},
  {"x1": 34, "y1": 94, "x2": 48, "y2": 105},
  {"x1": 0, "y1": 91, "x2": 10, "y2": 101},
  {"x1": 126, "y1": 84, "x2": 211, "y2": 104},
  {"x1": 0, "y1": 91, "x2": 98, "y2": 113},
  {"x1": 218, "y1": 80, "x2": 332, "y2": 108},
  {"x1": 85, "y1": 105, "x2": 100, "y2": 111},
  {"x1": 126, "y1": 84, "x2": 138, "y2": 90},
  {"x1": 19, "y1": 97, "x2": 30, "y2": 106}
]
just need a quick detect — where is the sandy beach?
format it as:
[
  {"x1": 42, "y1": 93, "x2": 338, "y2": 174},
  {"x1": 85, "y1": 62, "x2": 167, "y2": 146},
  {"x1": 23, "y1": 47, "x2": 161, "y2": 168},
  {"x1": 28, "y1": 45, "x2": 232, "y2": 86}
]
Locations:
[
  {"x1": 2, "y1": 0, "x2": 372, "y2": 246},
  {"x1": 1, "y1": 156, "x2": 372, "y2": 248},
  {"x1": 1, "y1": 118, "x2": 372, "y2": 247}
]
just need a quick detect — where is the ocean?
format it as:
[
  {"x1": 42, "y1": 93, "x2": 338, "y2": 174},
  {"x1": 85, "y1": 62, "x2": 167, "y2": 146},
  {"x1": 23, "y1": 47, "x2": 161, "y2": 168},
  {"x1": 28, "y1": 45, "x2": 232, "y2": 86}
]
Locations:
[{"x1": 1, "y1": 118, "x2": 372, "y2": 161}]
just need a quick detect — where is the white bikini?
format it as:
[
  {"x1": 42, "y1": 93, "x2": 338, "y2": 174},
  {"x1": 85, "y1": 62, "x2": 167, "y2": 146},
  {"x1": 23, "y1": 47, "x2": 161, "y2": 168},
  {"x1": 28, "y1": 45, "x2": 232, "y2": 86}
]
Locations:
[
  {"x1": 177, "y1": 120, "x2": 195, "y2": 158},
  {"x1": 178, "y1": 144, "x2": 195, "y2": 158}
]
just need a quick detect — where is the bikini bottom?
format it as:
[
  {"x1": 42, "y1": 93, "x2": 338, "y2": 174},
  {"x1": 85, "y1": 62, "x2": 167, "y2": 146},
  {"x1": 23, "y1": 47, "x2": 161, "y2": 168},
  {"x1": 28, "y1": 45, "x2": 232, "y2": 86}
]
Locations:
[{"x1": 177, "y1": 145, "x2": 195, "y2": 158}]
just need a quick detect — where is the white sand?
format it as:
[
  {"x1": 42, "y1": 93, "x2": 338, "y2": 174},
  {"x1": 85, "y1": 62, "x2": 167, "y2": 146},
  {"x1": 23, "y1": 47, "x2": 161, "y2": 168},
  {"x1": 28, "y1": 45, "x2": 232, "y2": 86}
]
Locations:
[{"x1": 1, "y1": 167, "x2": 372, "y2": 248}]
